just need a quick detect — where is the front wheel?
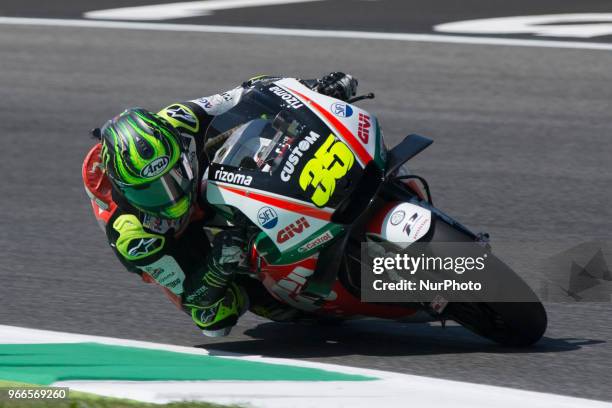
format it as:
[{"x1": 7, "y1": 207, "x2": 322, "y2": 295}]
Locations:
[
  {"x1": 446, "y1": 301, "x2": 547, "y2": 346},
  {"x1": 424, "y1": 217, "x2": 547, "y2": 346}
]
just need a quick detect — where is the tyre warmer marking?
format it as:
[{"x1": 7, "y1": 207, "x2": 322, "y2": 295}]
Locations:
[
  {"x1": 216, "y1": 183, "x2": 333, "y2": 221},
  {"x1": 285, "y1": 87, "x2": 372, "y2": 166}
]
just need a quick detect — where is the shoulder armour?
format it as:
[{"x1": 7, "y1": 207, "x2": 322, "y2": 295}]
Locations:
[
  {"x1": 113, "y1": 214, "x2": 165, "y2": 261},
  {"x1": 157, "y1": 103, "x2": 200, "y2": 134}
]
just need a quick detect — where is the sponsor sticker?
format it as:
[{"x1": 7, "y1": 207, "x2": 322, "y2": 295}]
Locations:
[
  {"x1": 376, "y1": 202, "x2": 432, "y2": 249},
  {"x1": 141, "y1": 156, "x2": 169, "y2": 178},
  {"x1": 140, "y1": 255, "x2": 186, "y2": 295},
  {"x1": 403, "y1": 212, "x2": 430, "y2": 241},
  {"x1": 127, "y1": 237, "x2": 162, "y2": 258},
  {"x1": 331, "y1": 102, "x2": 353, "y2": 118},
  {"x1": 268, "y1": 86, "x2": 304, "y2": 109},
  {"x1": 191, "y1": 88, "x2": 242, "y2": 115},
  {"x1": 221, "y1": 91, "x2": 234, "y2": 102},
  {"x1": 280, "y1": 131, "x2": 321, "y2": 182},
  {"x1": 166, "y1": 105, "x2": 197, "y2": 126},
  {"x1": 198, "y1": 307, "x2": 217, "y2": 324},
  {"x1": 390, "y1": 210, "x2": 406, "y2": 226},
  {"x1": 194, "y1": 98, "x2": 212, "y2": 109},
  {"x1": 277, "y1": 217, "x2": 311, "y2": 244},
  {"x1": 357, "y1": 113, "x2": 371, "y2": 143},
  {"x1": 214, "y1": 166, "x2": 253, "y2": 186},
  {"x1": 257, "y1": 206, "x2": 279, "y2": 229},
  {"x1": 298, "y1": 230, "x2": 334, "y2": 253}
]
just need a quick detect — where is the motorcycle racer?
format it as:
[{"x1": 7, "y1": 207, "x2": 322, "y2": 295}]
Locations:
[{"x1": 82, "y1": 72, "x2": 359, "y2": 337}]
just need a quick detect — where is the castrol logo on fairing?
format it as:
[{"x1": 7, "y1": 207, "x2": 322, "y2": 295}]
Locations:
[
  {"x1": 280, "y1": 131, "x2": 321, "y2": 182},
  {"x1": 298, "y1": 230, "x2": 333, "y2": 252}
]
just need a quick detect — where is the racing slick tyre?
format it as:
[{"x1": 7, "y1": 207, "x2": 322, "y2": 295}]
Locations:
[
  {"x1": 428, "y1": 216, "x2": 547, "y2": 346},
  {"x1": 447, "y1": 301, "x2": 547, "y2": 346}
]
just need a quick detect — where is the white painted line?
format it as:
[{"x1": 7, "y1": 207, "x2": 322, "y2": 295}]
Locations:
[
  {"x1": 52, "y1": 379, "x2": 612, "y2": 408},
  {"x1": 1, "y1": 17, "x2": 612, "y2": 51},
  {"x1": 85, "y1": 0, "x2": 323, "y2": 21},
  {"x1": 2, "y1": 325, "x2": 612, "y2": 408},
  {"x1": 435, "y1": 14, "x2": 612, "y2": 39}
]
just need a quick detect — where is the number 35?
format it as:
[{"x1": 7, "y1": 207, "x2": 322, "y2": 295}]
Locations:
[{"x1": 299, "y1": 134, "x2": 354, "y2": 207}]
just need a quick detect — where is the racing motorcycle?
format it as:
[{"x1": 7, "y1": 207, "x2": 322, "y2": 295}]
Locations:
[{"x1": 204, "y1": 78, "x2": 547, "y2": 346}]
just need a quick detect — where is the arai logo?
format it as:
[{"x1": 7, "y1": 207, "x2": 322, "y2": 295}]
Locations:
[
  {"x1": 141, "y1": 156, "x2": 170, "y2": 178},
  {"x1": 331, "y1": 102, "x2": 353, "y2": 118},
  {"x1": 257, "y1": 206, "x2": 278, "y2": 229}
]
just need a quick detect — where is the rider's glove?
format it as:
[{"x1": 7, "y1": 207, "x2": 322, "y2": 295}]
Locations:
[
  {"x1": 211, "y1": 231, "x2": 249, "y2": 272},
  {"x1": 316, "y1": 72, "x2": 358, "y2": 101},
  {"x1": 190, "y1": 283, "x2": 248, "y2": 337}
]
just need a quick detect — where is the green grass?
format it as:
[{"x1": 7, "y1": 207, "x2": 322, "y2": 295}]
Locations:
[{"x1": 0, "y1": 381, "x2": 240, "y2": 408}]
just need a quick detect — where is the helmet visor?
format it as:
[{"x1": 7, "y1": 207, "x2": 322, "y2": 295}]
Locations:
[{"x1": 119, "y1": 154, "x2": 195, "y2": 219}]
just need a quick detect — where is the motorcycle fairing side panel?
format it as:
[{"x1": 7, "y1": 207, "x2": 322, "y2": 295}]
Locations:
[{"x1": 206, "y1": 79, "x2": 383, "y2": 252}]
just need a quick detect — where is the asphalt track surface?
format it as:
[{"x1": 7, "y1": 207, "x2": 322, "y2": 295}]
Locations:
[
  {"x1": 1, "y1": 20, "x2": 612, "y2": 403},
  {"x1": 2, "y1": 0, "x2": 612, "y2": 42}
]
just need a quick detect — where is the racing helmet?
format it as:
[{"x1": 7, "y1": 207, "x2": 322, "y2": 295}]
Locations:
[{"x1": 100, "y1": 108, "x2": 196, "y2": 219}]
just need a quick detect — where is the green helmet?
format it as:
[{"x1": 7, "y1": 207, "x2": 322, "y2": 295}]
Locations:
[{"x1": 100, "y1": 108, "x2": 196, "y2": 219}]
